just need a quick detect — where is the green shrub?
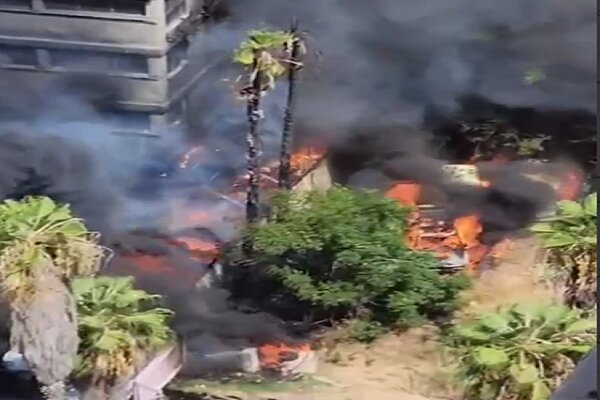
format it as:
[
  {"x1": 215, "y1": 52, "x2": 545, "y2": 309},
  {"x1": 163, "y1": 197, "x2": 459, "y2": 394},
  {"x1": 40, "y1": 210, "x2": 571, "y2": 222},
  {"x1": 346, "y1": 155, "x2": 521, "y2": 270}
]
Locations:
[
  {"x1": 342, "y1": 319, "x2": 389, "y2": 343},
  {"x1": 444, "y1": 303, "x2": 596, "y2": 400},
  {"x1": 239, "y1": 186, "x2": 470, "y2": 333},
  {"x1": 530, "y1": 193, "x2": 597, "y2": 308}
]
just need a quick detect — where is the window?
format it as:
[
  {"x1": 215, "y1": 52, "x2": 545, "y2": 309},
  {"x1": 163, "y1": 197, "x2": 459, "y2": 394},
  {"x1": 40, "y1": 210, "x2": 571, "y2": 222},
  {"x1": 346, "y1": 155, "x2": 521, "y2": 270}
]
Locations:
[
  {"x1": 165, "y1": 0, "x2": 186, "y2": 25},
  {"x1": 166, "y1": 39, "x2": 188, "y2": 74},
  {"x1": 0, "y1": 0, "x2": 32, "y2": 9},
  {"x1": 0, "y1": 44, "x2": 37, "y2": 66},
  {"x1": 43, "y1": 0, "x2": 147, "y2": 15},
  {"x1": 49, "y1": 49, "x2": 148, "y2": 75}
]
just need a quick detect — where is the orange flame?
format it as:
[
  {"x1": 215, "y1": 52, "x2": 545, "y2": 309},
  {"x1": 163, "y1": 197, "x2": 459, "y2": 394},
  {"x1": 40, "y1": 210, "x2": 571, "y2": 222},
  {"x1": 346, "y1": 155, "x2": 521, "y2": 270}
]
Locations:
[
  {"x1": 385, "y1": 182, "x2": 421, "y2": 207},
  {"x1": 454, "y1": 215, "x2": 482, "y2": 248},
  {"x1": 179, "y1": 145, "x2": 207, "y2": 169},
  {"x1": 226, "y1": 146, "x2": 326, "y2": 198},
  {"x1": 557, "y1": 169, "x2": 583, "y2": 200},
  {"x1": 172, "y1": 236, "x2": 219, "y2": 262},
  {"x1": 258, "y1": 342, "x2": 311, "y2": 371},
  {"x1": 386, "y1": 181, "x2": 493, "y2": 271}
]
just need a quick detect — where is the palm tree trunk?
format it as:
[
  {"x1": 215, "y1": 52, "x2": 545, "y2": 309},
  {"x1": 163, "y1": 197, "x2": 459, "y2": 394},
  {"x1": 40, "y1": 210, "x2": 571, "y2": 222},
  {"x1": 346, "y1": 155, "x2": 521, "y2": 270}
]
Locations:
[
  {"x1": 10, "y1": 272, "x2": 78, "y2": 400},
  {"x1": 278, "y1": 22, "x2": 301, "y2": 190},
  {"x1": 242, "y1": 54, "x2": 264, "y2": 256}
]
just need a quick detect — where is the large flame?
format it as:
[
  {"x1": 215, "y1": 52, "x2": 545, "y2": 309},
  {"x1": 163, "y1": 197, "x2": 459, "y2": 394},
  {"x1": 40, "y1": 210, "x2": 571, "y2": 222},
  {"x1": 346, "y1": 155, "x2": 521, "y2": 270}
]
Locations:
[{"x1": 258, "y1": 342, "x2": 312, "y2": 373}]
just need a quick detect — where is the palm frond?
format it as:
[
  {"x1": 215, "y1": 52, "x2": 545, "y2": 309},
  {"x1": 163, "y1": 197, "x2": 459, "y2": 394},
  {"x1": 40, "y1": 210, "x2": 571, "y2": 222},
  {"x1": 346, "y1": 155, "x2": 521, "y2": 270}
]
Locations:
[{"x1": 72, "y1": 277, "x2": 174, "y2": 381}]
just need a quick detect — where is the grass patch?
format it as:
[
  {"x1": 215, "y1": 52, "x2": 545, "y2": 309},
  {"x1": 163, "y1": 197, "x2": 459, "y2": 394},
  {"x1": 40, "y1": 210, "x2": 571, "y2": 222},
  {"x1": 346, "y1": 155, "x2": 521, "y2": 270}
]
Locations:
[{"x1": 170, "y1": 374, "x2": 330, "y2": 396}]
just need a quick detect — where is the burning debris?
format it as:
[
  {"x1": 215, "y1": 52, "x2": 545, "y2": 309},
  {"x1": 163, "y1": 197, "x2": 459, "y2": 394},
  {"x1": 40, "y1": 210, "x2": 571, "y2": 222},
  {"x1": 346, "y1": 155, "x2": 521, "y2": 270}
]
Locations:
[{"x1": 385, "y1": 163, "x2": 582, "y2": 272}]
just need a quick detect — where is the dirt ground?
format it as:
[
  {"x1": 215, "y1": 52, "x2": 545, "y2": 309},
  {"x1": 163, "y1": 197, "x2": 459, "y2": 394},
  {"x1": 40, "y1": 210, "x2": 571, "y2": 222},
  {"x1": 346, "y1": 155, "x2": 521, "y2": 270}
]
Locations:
[
  {"x1": 262, "y1": 237, "x2": 556, "y2": 400},
  {"x1": 174, "y1": 238, "x2": 556, "y2": 400}
]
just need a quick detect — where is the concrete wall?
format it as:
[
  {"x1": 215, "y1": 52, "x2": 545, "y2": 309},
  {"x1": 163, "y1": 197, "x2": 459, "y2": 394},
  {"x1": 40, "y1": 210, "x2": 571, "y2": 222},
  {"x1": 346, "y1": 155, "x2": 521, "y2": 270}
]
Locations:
[
  {"x1": 0, "y1": 1, "x2": 167, "y2": 51},
  {"x1": 292, "y1": 159, "x2": 333, "y2": 193},
  {"x1": 0, "y1": 0, "x2": 205, "y2": 130}
]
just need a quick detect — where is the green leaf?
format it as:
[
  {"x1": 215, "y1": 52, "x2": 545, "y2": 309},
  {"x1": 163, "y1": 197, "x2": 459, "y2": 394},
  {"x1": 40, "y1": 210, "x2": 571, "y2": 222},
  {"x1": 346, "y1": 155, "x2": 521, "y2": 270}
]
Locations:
[
  {"x1": 477, "y1": 313, "x2": 511, "y2": 333},
  {"x1": 557, "y1": 200, "x2": 584, "y2": 217},
  {"x1": 530, "y1": 381, "x2": 551, "y2": 400},
  {"x1": 36, "y1": 196, "x2": 57, "y2": 218},
  {"x1": 510, "y1": 304, "x2": 544, "y2": 325},
  {"x1": 564, "y1": 319, "x2": 596, "y2": 333},
  {"x1": 509, "y1": 362, "x2": 539, "y2": 386},
  {"x1": 453, "y1": 326, "x2": 493, "y2": 342},
  {"x1": 523, "y1": 68, "x2": 546, "y2": 85},
  {"x1": 556, "y1": 344, "x2": 593, "y2": 354},
  {"x1": 529, "y1": 222, "x2": 555, "y2": 234},
  {"x1": 540, "y1": 305, "x2": 575, "y2": 327},
  {"x1": 583, "y1": 193, "x2": 597, "y2": 216},
  {"x1": 541, "y1": 232, "x2": 576, "y2": 248},
  {"x1": 233, "y1": 48, "x2": 254, "y2": 65},
  {"x1": 473, "y1": 347, "x2": 509, "y2": 368}
]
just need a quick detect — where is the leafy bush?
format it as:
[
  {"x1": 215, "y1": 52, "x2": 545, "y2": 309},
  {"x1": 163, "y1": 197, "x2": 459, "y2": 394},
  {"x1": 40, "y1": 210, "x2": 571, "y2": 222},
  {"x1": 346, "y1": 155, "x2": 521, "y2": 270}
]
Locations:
[
  {"x1": 530, "y1": 193, "x2": 597, "y2": 308},
  {"x1": 445, "y1": 304, "x2": 596, "y2": 400},
  {"x1": 237, "y1": 186, "x2": 469, "y2": 334}
]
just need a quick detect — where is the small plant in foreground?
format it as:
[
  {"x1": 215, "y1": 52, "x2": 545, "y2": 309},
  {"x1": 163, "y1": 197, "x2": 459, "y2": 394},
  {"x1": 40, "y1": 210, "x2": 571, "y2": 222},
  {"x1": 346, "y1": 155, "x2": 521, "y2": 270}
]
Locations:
[
  {"x1": 444, "y1": 303, "x2": 596, "y2": 400},
  {"x1": 530, "y1": 193, "x2": 597, "y2": 308}
]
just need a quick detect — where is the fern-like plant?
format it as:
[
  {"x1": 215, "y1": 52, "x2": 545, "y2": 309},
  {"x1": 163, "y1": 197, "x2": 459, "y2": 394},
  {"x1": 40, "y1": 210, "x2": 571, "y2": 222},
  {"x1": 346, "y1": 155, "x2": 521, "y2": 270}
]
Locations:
[{"x1": 445, "y1": 303, "x2": 596, "y2": 400}]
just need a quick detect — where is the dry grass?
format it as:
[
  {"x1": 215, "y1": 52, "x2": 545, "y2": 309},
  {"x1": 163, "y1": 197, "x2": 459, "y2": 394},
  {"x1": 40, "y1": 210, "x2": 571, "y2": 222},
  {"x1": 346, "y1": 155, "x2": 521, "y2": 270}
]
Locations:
[{"x1": 305, "y1": 237, "x2": 557, "y2": 400}]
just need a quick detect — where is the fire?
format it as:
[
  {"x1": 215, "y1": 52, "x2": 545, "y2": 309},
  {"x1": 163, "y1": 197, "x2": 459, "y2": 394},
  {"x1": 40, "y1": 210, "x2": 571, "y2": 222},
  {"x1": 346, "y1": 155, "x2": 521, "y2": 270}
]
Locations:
[
  {"x1": 118, "y1": 254, "x2": 202, "y2": 284},
  {"x1": 386, "y1": 166, "x2": 496, "y2": 272},
  {"x1": 387, "y1": 162, "x2": 586, "y2": 272},
  {"x1": 171, "y1": 236, "x2": 219, "y2": 262},
  {"x1": 385, "y1": 182, "x2": 421, "y2": 207},
  {"x1": 557, "y1": 169, "x2": 583, "y2": 200},
  {"x1": 258, "y1": 342, "x2": 311, "y2": 373},
  {"x1": 290, "y1": 146, "x2": 326, "y2": 171},
  {"x1": 454, "y1": 215, "x2": 482, "y2": 247},
  {"x1": 179, "y1": 145, "x2": 207, "y2": 169},
  {"x1": 225, "y1": 146, "x2": 326, "y2": 198}
]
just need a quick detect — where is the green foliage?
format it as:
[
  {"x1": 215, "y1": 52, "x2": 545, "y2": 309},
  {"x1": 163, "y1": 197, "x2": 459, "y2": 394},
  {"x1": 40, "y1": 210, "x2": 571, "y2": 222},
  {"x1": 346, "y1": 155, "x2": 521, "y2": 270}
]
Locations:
[
  {"x1": 531, "y1": 193, "x2": 596, "y2": 250},
  {"x1": 0, "y1": 196, "x2": 107, "y2": 304},
  {"x1": 72, "y1": 276, "x2": 174, "y2": 381},
  {"x1": 530, "y1": 193, "x2": 597, "y2": 308},
  {"x1": 243, "y1": 186, "x2": 469, "y2": 330},
  {"x1": 523, "y1": 68, "x2": 546, "y2": 85},
  {"x1": 342, "y1": 319, "x2": 389, "y2": 343},
  {"x1": 465, "y1": 121, "x2": 550, "y2": 160},
  {"x1": 234, "y1": 29, "x2": 302, "y2": 91},
  {"x1": 445, "y1": 303, "x2": 596, "y2": 400}
]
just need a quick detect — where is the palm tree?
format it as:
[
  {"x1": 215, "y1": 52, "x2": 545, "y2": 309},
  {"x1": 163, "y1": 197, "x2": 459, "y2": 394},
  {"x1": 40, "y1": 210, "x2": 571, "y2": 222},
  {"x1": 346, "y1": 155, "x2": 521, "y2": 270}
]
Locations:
[
  {"x1": 72, "y1": 276, "x2": 174, "y2": 400},
  {"x1": 278, "y1": 20, "x2": 305, "y2": 190},
  {"x1": 234, "y1": 29, "x2": 295, "y2": 254},
  {"x1": 0, "y1": 196, "x2": 107, "y2": 399}
]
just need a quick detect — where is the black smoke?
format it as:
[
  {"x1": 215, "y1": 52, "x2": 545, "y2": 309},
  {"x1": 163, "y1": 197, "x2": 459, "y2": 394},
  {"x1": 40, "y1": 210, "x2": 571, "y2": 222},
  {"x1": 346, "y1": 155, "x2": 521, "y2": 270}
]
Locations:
[{"x1": 0, "y1": 130, "x2": 118, "y2": 233}]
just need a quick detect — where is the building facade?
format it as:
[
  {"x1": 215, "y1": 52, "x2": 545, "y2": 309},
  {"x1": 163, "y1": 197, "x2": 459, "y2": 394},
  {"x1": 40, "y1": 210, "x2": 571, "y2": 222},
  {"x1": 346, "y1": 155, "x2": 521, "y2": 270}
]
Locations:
[{"x1": 0, "y1": 0, "x2": 207, "y2": 135}]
